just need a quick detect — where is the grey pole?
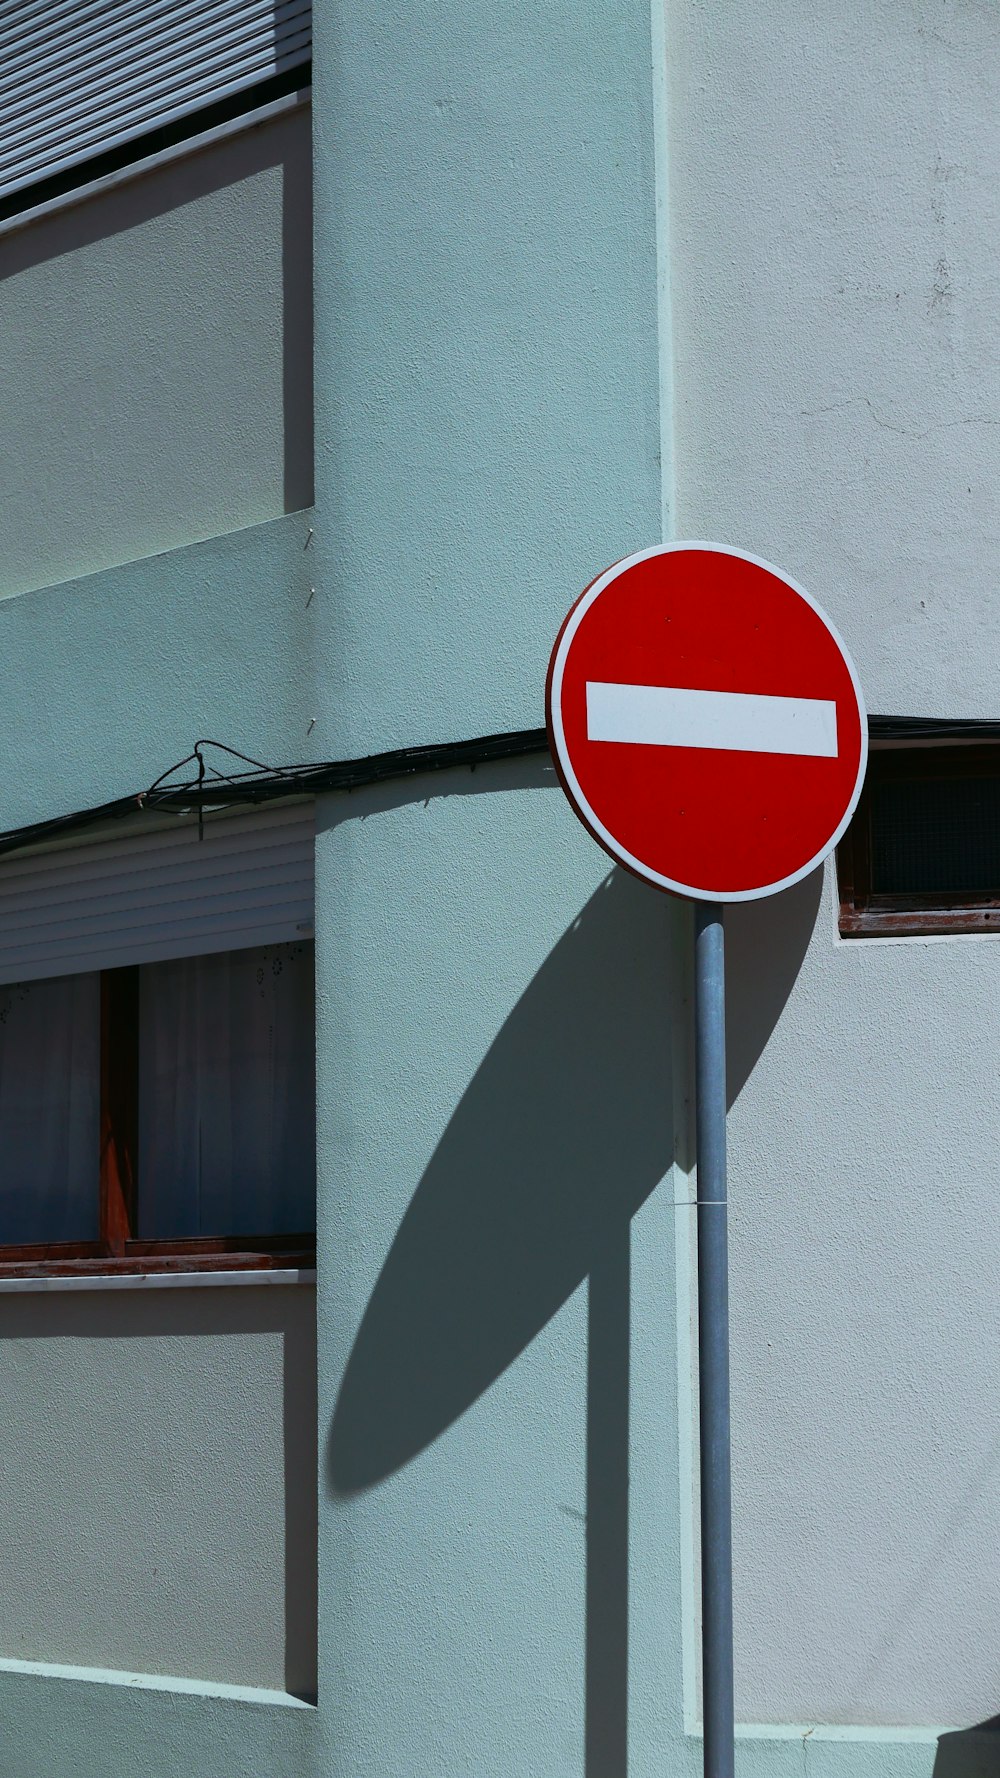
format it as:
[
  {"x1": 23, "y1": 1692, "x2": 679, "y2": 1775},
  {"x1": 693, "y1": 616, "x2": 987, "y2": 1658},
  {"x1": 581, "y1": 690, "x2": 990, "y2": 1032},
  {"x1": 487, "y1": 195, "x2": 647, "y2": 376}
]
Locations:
[{"x1": 694, "y1": 901, "x2": 735, "y2": 1778}]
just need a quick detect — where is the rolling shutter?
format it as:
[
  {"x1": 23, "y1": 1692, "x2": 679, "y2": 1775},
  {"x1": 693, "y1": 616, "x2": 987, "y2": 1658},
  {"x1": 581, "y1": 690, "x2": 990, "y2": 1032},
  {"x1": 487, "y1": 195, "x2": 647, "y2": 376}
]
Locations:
[
  {"x1": 0, "y1": 803, "x2": 314, "y2": 985},
  {"x1": 0, "y1": 0, "x2": 312, "y2": 207}
]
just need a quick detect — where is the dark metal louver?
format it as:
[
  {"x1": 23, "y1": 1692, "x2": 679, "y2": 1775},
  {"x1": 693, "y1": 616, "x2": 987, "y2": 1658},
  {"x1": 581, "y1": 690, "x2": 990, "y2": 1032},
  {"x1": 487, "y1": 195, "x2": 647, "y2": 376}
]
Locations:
[{"x1": 0, "y1": 0, "x2": 311, "y2": 207}]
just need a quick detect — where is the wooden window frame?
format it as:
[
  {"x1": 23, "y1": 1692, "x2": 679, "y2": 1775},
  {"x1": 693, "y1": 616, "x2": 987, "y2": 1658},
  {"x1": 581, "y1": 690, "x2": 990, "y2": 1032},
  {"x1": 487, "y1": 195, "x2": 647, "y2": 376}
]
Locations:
[
  {"x1": 0, "y1": 962, "x2": 315, "y2": 1278},
  {"x1": 838, "y1": 743, "x2": 1000, "y2": 938}
]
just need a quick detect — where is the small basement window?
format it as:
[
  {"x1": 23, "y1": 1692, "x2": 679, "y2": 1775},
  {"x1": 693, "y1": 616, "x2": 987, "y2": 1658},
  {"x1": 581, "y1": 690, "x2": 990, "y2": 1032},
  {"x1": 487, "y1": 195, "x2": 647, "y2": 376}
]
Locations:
[{"x1": 838, "y1": 744, "x2": 1000, "y2": 936}]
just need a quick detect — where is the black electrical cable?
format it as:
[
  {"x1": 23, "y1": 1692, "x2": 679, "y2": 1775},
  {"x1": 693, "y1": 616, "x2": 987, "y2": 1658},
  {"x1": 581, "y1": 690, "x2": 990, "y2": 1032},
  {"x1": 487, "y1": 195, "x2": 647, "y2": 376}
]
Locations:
[
  {"x1": 0, "y1": 727, "x2": 552, "y2": 860},
  {"x1": 867, "y1": 714, "x2": 1000, "y2": 742},
  {"x1": 0, "y1": 714, "x2": 995, "y2": 864}
]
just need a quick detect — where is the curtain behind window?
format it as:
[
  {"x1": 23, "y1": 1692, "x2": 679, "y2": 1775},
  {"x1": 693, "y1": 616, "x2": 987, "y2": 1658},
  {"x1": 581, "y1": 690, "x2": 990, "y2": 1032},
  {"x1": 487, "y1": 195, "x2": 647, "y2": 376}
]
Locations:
[
  {"x1": 0, "y1": 972, "x2": 100, "y2": 1243},
  {"x1": 137, "y1": 940, "x2": 315, "y2": 1238}
]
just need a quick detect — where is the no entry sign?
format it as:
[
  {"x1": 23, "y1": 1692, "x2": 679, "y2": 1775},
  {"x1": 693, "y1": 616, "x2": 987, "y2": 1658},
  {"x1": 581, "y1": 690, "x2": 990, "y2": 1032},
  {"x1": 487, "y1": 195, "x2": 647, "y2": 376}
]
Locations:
[
  {"x1": 546, "y1": 543, "x2": 867, "y2": 902},
  {"x1": 547, "y1": 542, "x2": 868, "y2": 1778}
]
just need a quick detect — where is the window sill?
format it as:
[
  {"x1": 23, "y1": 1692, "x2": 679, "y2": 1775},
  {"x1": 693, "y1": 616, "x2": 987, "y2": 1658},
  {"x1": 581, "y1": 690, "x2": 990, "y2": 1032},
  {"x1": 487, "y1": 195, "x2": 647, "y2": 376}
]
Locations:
[
  {"x1": 0, "y1": 1268, "x2": 315, "y2": 1293},
  {"x1": 840, "y1": 908, "x2": 1000, "y2": 938},
  {"x1": 0, "y1": 1651, "x2": 316, "y2": 1706},
  {"x1": 0, "y1": 1241, "x2": 316, "y2": 1277}
]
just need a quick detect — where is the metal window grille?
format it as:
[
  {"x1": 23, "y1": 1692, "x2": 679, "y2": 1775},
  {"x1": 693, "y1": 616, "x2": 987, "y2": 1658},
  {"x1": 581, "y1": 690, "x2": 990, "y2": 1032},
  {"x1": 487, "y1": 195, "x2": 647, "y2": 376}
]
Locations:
[
  {"x1": 838, "y1": 743, "x2": 1000, "y2": 936},
  {"x1": 871, "y1": 774, "x2": 1000, "y2": 896}
]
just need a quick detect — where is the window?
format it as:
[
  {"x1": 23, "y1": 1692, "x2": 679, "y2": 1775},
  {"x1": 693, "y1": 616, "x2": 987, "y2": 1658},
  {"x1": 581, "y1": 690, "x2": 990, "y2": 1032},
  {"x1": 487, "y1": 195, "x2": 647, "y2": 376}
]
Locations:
[
  {"x1": 0, "y1": 0, "x2": 312, "y2": 223},
  {"x1": 838, "y1": 744, "x2": 1000, "y2": 937},
  {"x1": 0, "y1": 805, "x2": 315, "y2": 1274}
]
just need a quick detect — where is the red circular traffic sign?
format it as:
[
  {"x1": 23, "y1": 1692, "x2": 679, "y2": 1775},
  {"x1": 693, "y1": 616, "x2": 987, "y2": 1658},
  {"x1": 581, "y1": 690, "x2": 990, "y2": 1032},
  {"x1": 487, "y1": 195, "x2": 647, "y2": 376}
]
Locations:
[{"x1": 546, "y1": 543, "x2": 867, "y2": 902}]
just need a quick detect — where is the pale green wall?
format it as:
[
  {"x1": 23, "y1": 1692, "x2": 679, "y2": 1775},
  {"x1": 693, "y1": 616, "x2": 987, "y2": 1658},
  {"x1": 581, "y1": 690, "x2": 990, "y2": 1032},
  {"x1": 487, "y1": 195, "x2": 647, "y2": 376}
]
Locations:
[
  {"x1": 309, "y1": 0, "x2": 662, "y2": 756},
  {"x1": 0, "y1": 513, "x2": 318, "y2": 836},
  {"x1": 315, "y1": 765, "x2": 684, "y2": 1775},
  {"x1": 311, "y1": 760, "x2": 944, "y2": 1778},
  {"x1": 0, "y1": 1284, "x2": 316, "y2": 1695},
  {"x1": 0, "y1": 0, "x2": 956, "y2": 1772},
  {"x1": 0, "y1": 106, "x2": 312, "y2": 602}
]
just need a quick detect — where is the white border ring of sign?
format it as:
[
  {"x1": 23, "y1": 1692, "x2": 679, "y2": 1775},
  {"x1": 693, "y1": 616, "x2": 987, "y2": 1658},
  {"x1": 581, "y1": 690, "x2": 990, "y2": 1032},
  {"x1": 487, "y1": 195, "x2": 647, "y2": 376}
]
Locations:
[{"x1": 547, "y1": 541, "x2": 869, "y2": 903}]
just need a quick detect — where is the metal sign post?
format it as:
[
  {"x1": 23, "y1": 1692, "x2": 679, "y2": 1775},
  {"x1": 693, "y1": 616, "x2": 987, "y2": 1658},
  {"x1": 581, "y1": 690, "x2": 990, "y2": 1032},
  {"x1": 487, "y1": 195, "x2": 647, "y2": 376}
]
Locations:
[
  {"x1": 694, "y1": 902, "x2": 733, "y2": 1778},
  {"x1": 546, "y1": 541, "x2": 867, "y2": 1778}
]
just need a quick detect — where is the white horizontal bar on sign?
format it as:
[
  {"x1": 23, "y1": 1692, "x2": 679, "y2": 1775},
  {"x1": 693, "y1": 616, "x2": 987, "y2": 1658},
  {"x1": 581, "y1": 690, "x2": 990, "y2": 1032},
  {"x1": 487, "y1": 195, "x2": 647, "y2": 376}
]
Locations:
[{"x1": 585, "y1": 682, "x2": 839, "y2": 758}]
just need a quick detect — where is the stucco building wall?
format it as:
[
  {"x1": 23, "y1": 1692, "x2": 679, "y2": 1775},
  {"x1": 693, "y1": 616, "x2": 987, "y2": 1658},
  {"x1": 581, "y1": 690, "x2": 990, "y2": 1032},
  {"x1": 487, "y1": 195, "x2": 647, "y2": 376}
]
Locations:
[
  {"x1": 1, "y1": 0, "x2": 991, "y2": 1772},
  {"x1": 668, "y1": 0, "x2": 1000, "y2": 1737},
  {"x1": 0, "y1": 106, "x2": 312, "y2": 602},
  {"x1": 0, "y1": 1283, "x2": 317, "y2": 1697}
]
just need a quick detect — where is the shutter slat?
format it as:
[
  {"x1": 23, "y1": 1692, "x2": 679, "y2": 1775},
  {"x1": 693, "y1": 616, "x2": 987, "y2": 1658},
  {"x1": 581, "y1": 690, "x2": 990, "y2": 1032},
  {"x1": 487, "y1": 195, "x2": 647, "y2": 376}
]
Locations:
[
  {"x1": 0, "y1": 0, "x2": 308, "y2": 106},
  {"x1": 0, "y1": 851, "x2": 314, "y2": 931},
  {"x1": 0, "y1": 0, "x2": 312, "y2": 205},
  {"x1": 0, "y1": 0, "x2": 263, "y2": 86},
  {"x1": 0, "y1": 799, "x2": 309, "y2": 882},
  {"x1": 0, "y1": 16, "x2": 309, "y2": 166},
  {"x1": 0, "y1": 42, "x2": 310, "y2": 198},
  {"x1": 0, "y1": 1, "x2": 141, "y2": 63},
  {"x1": 0, "y1": 0, "x2": 309, "y2": 72},
  {"x1": 0, "y1": 807, "x2": 315, "y2": 985}
]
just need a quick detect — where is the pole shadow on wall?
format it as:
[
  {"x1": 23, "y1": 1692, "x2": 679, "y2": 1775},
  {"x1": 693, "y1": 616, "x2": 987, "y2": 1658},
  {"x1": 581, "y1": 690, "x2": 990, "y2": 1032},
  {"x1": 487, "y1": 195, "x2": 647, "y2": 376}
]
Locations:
[
  {"x1": 935, "y1": 1718, "x2": 1000, "y2": 1776},
  {"x1": 327, "y1": 848, "x2": 822, "y2": 1776}
]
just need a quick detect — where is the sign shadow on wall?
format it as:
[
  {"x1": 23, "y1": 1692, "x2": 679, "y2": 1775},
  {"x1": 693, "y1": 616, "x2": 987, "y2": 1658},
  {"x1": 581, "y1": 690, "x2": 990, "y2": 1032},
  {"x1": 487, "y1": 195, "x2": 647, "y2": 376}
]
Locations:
[
  {"x1": 327, "y1": 855, "x2": 822, "y2": 1775},
  {"x1": 723, "y1": 866, "x2": 826, "y2": 1116}
]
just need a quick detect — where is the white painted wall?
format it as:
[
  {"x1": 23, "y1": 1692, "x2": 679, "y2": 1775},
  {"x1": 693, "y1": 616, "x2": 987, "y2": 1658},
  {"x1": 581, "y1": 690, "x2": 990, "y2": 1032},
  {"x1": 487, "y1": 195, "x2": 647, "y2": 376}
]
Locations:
[
  {"x1": 668, "y1": 0, "x2": 1000, "y2": 1730},
  {"x1": 669, "y1": 1, "x2": 1000, "y2": 719},
  {"x1": 721, "y1": 879, "x2": 1000, "y2": 1729}
]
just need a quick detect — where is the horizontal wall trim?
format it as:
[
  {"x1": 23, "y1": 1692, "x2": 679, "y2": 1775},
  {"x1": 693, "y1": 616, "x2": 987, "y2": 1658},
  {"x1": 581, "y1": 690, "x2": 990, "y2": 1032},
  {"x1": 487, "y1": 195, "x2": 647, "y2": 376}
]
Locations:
[
  {"x1": 0, "y1": 718, "x2": 995, "y2": 866},
  {"x1": 731, "y1": 1723, "x2": 940, "y2": 1743},
  {"x1": 0, "y1": 1267, "x2": 315, "y2": 1293},
  {"x1": 0, "y1": 1652, "x2": 315, "y2": 1707}
]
